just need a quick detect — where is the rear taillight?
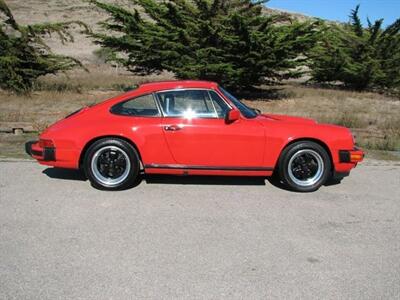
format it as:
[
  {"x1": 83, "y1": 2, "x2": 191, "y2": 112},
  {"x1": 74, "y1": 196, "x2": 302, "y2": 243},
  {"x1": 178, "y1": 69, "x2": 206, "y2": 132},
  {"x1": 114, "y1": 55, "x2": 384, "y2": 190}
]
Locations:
[{"x1": 39, "y1": 139, "x2": 54, "y2": 148}]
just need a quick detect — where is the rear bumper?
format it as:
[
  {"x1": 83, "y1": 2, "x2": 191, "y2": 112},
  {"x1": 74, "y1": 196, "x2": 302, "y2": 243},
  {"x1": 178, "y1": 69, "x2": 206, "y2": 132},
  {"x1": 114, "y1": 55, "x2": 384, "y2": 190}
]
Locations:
[{"x1": 25, "y1": 140, "x2": 56, "y2": 161}]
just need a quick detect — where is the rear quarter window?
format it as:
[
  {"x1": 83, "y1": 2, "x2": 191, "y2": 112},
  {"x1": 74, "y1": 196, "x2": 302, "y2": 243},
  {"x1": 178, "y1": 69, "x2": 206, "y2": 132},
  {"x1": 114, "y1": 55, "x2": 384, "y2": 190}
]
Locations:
[{"x1": 111, "y1": 94, "x2": 160, "y2": 117}]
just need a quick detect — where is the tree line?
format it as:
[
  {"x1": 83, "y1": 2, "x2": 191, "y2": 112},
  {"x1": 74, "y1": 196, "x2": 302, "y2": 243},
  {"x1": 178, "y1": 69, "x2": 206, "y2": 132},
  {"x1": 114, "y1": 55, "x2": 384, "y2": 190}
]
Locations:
[{"x1": 1, "y1": 0, "x2": 399, "y2": 94}]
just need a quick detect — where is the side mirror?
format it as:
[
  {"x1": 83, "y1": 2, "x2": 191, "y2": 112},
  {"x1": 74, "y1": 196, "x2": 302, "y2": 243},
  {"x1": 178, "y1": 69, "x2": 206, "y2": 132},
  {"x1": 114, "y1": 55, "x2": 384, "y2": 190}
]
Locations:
[{"x1": 225, "y1": 109, "x2": 240, "y2": 124}]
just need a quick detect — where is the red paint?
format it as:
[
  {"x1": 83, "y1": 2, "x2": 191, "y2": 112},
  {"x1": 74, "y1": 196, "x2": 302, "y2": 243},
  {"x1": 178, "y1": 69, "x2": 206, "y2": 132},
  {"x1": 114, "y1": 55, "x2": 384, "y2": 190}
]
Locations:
[{"x1": 32, "y1": 80, "x2": 363, "y2": 177}]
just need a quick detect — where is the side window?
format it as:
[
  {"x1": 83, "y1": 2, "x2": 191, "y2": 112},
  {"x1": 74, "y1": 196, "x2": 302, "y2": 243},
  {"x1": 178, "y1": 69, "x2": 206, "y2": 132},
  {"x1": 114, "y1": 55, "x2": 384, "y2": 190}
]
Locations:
[
  {"x1": 208, "y1": 91, "x2": 230, "y2": 118},
  {"x1": 111, "y1": 94, "x2": 160, "y2": 117},
  {"x1": 156, "y1": 89, "x2": 228, "y2": 118}
]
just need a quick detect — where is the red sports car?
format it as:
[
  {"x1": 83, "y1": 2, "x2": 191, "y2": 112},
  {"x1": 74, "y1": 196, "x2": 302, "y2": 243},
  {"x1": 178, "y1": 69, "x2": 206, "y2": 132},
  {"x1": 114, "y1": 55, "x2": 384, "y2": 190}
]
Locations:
[{"x1": 26, "y1": 80, "x2": 364, "y2": 192}]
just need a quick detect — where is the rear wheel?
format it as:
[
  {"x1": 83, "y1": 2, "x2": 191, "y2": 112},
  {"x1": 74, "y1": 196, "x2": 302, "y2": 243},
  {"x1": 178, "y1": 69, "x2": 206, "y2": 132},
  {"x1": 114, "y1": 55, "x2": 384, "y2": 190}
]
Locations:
[
  {"x1": 83, "y1": 138, "x2": 140, "y2": 190},
  {"x1": 278, "y1": 141, "x2": 331, "y2": 192}
]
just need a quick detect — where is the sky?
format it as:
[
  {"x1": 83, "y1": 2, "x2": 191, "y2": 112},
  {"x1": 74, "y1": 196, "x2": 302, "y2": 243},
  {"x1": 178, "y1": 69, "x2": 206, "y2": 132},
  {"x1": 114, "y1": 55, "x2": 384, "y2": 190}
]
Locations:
[{"x1": 267, "y1": 0, "x2": 400, "y2": 27}]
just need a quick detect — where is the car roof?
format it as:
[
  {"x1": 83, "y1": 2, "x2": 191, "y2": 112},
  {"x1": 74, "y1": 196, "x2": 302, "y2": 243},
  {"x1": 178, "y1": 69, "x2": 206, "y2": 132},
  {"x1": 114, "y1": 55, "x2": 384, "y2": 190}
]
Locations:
[
  {"x1": 98, "y1": 80, "x2": 221, "y2": 108},
  {"x1": 137, "y1": 80, "x2": 219, "y2": 93}
]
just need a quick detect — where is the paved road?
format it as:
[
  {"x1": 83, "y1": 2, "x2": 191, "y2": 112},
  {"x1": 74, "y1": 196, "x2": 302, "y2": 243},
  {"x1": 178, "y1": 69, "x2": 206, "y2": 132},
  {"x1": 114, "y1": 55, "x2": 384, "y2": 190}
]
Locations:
[{"x1": 1, "y1": 161, "x2": 399, "y2": 299}]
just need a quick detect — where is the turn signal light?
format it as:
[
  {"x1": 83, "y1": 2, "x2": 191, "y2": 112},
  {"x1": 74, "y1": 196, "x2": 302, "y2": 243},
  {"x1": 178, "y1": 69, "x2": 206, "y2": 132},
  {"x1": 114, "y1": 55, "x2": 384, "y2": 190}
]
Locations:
[
  {"x1": 39, "y1": 139, "x2": 54, "y2": 148},
  {"x1": 350, "y1": 153, "x2": 364, "y2": 162}
]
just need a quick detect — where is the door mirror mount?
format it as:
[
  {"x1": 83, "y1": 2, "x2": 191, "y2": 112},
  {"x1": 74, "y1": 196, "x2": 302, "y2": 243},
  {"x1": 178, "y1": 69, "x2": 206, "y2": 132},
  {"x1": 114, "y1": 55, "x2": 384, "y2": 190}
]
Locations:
[{"x1": 225, "y1": 109, "x2": 240, "y2": 124}]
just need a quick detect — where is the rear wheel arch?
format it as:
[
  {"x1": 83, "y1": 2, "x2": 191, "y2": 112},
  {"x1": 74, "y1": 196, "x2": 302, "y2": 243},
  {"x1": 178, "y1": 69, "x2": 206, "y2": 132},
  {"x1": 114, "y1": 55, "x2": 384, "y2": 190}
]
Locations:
[{"x1": 79, "y1": 135, "x2": 142, "y2": 169}]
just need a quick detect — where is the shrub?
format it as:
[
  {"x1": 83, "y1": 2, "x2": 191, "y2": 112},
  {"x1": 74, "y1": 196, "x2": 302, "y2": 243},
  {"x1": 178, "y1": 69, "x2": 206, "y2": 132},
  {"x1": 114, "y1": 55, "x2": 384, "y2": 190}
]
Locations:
[
  {"x1": 0, "y1": 0, "x2": 88, "y2": 93},
  {"x1": 310, "y1": 5, "x2": 400, "y2": 91}
]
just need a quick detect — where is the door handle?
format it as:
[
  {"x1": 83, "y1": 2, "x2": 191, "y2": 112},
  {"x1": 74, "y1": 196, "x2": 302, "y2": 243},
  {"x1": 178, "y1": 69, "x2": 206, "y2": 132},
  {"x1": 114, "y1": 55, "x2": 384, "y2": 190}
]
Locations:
[{"x1": 164, "y1": 125, "x2": 182, "y2": 131}]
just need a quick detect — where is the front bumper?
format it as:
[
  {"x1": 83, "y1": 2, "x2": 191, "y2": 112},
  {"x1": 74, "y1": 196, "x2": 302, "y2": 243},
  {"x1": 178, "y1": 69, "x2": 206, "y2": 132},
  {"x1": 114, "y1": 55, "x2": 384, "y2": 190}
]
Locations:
[
  {"x1": 25, "y1": 140, "x2": 56, "y2": 161},
  {"x1": 339, "y1": 147, "x2": 364, "y2": 163}
]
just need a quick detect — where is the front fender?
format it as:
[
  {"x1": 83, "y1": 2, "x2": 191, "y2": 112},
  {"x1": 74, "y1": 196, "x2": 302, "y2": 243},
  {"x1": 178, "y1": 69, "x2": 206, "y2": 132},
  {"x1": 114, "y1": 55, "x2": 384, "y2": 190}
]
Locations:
[{"x1": 264, "y1": 122, "x2": 354, "y2": 170}]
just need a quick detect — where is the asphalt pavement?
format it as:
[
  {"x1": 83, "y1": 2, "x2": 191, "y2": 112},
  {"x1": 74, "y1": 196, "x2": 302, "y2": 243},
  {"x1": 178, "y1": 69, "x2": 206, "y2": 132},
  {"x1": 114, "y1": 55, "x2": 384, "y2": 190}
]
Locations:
[{"x1": 1, "y1": 161, "x2": 399, "y2": 299}]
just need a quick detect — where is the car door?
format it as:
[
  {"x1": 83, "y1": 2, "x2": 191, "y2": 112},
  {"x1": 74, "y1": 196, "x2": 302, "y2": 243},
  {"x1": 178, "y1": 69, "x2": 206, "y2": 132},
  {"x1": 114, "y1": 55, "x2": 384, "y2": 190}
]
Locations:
[
  {"x1": 109, "y1": 93, "x2": 174, "y2": 165},
  {"x1": 156, "y1": 89, "x2": 265, "y2": 167}
]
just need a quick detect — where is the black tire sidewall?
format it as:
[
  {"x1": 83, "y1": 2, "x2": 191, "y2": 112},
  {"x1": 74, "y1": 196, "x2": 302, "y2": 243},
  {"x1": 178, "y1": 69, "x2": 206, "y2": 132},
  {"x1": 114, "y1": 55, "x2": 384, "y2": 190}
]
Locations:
[
  {"x1": 83, "y1": 138, "x2": 140, "y2": 190},
  {"x1": 278, "y1": 141, "x2": 331, "y2": 192}
]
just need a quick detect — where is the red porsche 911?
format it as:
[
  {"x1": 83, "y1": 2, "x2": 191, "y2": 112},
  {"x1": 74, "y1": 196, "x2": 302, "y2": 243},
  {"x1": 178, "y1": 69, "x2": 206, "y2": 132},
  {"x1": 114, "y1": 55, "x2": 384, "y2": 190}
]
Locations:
[{"x1": 26, "y1": 80, "x2": 364, "y2": 192}]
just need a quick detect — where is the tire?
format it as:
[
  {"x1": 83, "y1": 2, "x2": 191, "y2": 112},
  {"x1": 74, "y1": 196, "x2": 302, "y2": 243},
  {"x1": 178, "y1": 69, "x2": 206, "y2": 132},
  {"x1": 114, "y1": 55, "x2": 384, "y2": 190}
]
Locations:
[
  {"x1": 83, "y1": 138, "x2": 140, "y2": 190},
  {"x1": 277, "y1": 141, "x2": 331, "y2": 192}
]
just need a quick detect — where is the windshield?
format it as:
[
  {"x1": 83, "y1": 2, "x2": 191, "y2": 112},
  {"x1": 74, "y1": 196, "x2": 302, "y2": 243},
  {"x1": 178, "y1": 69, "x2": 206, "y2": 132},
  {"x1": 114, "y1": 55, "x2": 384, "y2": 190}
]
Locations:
[{"x1": 218, "y1": 87, "x2": 258, "y2": 119}]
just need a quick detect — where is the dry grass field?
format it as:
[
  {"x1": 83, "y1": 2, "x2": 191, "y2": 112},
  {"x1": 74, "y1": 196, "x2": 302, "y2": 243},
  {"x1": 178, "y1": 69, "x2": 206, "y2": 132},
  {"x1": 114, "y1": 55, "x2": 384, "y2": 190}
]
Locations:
[{"x1": 0, "y1": 66, "x2": 399, "y2": 160}]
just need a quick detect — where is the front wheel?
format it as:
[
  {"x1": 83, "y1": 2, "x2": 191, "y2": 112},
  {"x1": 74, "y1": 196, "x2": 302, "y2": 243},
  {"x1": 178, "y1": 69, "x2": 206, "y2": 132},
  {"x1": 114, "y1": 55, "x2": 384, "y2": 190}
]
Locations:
[
  {"x1": 83, "y1": 138, "x2": 140, "y2": 190},
  {"x1": 277, "y1": 141, "x2": 331, "y2": 192}
]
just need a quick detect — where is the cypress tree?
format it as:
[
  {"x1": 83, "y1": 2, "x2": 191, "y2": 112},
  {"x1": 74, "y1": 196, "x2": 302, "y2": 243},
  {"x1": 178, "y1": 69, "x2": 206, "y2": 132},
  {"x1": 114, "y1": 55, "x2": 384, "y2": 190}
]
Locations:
[
  {"x1": 310, "y1": 5, "x2": 400, "y2": 91},
  {"x1": 91, "y1": 0, "x2": 319, "y2": 90},
  {"x1": 0, "y1": 0, "x2": 88, "y2": 93}
]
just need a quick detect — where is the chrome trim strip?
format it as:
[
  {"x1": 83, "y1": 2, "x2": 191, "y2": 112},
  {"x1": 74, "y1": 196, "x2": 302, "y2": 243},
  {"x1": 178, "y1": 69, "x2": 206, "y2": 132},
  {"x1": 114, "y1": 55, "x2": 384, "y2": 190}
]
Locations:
[{"x1": 144, "y1": 164, "x2": 274, "y2": 171}]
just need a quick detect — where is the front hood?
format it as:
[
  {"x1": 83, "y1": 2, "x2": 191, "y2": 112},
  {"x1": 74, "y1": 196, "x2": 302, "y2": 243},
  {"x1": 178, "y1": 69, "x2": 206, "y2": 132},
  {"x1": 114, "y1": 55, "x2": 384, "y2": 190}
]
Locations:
[{"x1": 259, "y1": 113, "x2": 317, "y2": 125}]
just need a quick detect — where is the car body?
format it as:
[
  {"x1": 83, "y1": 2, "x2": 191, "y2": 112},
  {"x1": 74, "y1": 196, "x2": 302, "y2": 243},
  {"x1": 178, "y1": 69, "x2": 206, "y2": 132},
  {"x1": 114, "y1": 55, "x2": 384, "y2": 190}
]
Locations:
[{"x1": 26, "y1": 80, "x2": 364, "y2": 191}]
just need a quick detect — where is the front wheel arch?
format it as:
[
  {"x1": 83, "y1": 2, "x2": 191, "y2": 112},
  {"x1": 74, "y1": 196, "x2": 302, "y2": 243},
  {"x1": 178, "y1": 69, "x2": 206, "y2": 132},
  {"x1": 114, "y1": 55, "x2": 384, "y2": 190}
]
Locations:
[
  {"x1": 276, "y1": 139, "x2": 333, "y2": 192},
  {"x1": 274, "y1": 138, "x2": 334, "y2": 174},
  {"x1": 79, "y1": 135, "x2": 143, "y2": 169}
]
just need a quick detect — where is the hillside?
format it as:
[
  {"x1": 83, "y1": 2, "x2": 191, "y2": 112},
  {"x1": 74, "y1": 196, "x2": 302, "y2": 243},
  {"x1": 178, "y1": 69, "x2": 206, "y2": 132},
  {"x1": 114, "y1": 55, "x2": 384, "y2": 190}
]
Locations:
[{"x1": 5, "y1": 0, "x2": 312, "y2": 63}]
